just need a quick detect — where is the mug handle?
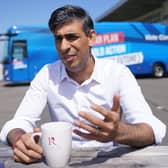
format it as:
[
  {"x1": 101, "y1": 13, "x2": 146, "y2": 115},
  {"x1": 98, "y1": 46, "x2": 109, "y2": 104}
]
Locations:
[{"x1": 31, "y1": 132, "x2": 42, "y2": 144}]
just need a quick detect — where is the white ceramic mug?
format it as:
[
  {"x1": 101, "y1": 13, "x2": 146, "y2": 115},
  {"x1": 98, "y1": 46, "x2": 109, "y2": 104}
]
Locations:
[{"x1": 32, "y1": 121, "x2": 72, "y2": 168}]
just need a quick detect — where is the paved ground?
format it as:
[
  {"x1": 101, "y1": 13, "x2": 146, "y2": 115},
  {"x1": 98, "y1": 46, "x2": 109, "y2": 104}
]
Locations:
[{"x1": 0, "y1": 77, "x2": 167, "y2": 145}]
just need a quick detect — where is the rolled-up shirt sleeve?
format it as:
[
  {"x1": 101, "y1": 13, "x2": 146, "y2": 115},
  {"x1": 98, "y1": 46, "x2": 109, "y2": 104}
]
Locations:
[
  {"x1": 119, "y1": 66, "x2": 166, "y2": 144},
  {"x1": 0, "y1": 118, "x2": 34, "y2": 144},
  {"x1": 0, "y1": 65, "x2": 49, "y2": 144}
]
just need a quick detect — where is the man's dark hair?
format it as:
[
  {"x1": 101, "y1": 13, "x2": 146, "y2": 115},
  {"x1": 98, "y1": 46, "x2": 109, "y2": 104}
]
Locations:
[{"x1": 48, "y1": 5, "x2": 94, "y2": 36}]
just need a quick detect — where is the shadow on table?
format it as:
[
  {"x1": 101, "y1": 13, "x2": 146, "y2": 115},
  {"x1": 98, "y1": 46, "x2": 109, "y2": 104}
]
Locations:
[{"x1": 69, "y1": 146, "x2": 139, "y2": 167}]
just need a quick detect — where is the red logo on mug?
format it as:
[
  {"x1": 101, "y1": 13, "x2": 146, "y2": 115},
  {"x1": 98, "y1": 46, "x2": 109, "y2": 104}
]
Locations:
[{"x1": 48, "y1": 136, "x2": 56, "y2": 145}]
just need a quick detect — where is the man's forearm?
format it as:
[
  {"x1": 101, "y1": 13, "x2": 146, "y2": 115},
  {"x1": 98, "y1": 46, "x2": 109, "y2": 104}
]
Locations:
[
  {"x1": 114, "y1": 123, "x2": 155, "y2": 147},
  {"x1": 7, "y1": 128, "x2": 26, "y2": 147}
]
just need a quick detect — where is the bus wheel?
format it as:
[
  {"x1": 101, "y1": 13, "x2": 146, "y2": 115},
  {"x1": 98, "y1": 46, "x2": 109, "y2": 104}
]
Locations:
[{"x1": 152, "y1": 63, "x2": 165, "y2": 78}]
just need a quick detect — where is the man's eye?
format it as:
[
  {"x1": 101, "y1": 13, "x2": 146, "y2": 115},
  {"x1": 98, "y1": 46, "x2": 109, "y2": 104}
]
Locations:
[
  {"x1": 55, "y1": 36, "x2": 62, "y2": 42},
  {"x1": 65, "y1": 34, "x2": 79, "y2": 41}
]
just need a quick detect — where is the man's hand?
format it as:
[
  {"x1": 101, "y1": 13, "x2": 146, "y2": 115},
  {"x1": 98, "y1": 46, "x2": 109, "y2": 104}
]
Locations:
[
  {"x1": 8, "y1": 128, "x2": 43, "y2": 163},
  {"x1": 73, "y1": 95, "x2": 155, "y2": 147},
  {"x1": 73, "y1": 95, "x2": 120, "y2": 142}
]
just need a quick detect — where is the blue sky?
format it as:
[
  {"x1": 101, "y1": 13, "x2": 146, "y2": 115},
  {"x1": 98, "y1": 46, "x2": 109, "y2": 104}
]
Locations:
[
  {"x1": 0, "y1": 0, "x2": 123, "y2": 60},
  {"x1": 0, "y1": 0, "x2": 123, "y2": 33}
]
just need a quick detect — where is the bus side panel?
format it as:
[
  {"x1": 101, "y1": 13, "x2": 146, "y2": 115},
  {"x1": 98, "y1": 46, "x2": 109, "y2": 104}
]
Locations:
[
  {"x1": 11, "y1": 58, "x2": 29, "y2": 82},
  {"x1": 94, "y1": 22, "x2": 168, "y2": 76}
]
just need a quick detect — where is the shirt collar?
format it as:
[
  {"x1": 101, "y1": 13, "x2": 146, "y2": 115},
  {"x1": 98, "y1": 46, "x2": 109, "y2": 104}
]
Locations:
[
  {"x1": 90, "y1": 57, "x2": 103, "y2": 84},
  {"x1": 59, "y1": 57, "x2": 103, "y2": 84},
  {"x1": 60, "y1": 63, "x2": 69, "y2": 82}
]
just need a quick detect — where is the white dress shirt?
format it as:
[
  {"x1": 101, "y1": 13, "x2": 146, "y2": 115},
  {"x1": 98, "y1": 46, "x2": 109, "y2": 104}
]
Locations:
[{"x1": 0, "y1": 58, "x2": 166, "y2": 147}]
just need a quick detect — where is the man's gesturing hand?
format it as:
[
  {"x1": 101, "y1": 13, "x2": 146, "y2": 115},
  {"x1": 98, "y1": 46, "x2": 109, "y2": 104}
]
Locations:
[{"x1": 73, "y1": 95, "x2": 120, "y2": 142}]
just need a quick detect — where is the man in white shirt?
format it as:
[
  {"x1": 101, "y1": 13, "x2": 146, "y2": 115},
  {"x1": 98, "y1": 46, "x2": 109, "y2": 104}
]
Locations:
[{"x1": 0, "y1": 5, "x2": 166, "y2": 163}]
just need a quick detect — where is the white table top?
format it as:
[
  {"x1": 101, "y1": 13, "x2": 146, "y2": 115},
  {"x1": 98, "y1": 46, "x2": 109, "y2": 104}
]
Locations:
[{"x1": 0, "y1": 144, "x2": 168, "y2": 168}]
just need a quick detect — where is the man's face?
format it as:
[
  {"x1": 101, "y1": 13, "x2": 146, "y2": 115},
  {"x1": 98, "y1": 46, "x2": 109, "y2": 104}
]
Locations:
[{"x1": 54, "y1": 20, "x2": 96, "y2": 73}]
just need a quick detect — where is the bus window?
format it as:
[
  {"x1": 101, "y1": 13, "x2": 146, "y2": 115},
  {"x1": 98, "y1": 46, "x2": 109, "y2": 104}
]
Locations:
[{"x1": 12, "y1": 40, "x2": 27, "y2": 60}]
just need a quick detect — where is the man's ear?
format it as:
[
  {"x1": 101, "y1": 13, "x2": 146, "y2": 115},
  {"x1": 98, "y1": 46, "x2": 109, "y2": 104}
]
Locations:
[{"x1": 88, "y1": 29, "x2": 96, "y2": 47}]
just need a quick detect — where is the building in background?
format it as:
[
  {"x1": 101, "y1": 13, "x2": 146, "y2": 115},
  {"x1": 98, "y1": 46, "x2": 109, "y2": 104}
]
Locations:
[
  {"x1": 0, "y1": 45, "x2": 3, "y2": 80},
  {"x1": 97, "y1": 0, "x2": 168, "y2": 24},
  {"x1": 0, "y1": 38, "x2": 7, "y2": 81},
  {"x1": 0, "y1": 64, "x2": 2, "y2": 81}
]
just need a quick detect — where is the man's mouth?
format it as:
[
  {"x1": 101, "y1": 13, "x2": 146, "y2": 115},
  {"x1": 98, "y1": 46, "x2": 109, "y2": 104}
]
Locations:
[{"x1": 62, "y1": 54, "x2": 76, "y2": 62}]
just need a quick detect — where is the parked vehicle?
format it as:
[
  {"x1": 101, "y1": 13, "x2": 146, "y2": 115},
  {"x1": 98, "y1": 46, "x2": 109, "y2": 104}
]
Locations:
[{"x1": 1, "y1": 22, "x2": 168, "y2": 83}]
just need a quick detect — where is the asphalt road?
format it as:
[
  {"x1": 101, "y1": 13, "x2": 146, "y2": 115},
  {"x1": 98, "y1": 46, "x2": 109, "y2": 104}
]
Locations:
[{"x1": 0, "y1": 77, "x2": 167, "y2": 145}]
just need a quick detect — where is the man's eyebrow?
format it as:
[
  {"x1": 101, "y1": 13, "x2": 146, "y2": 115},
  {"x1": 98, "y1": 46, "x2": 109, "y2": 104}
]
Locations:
[
  {"x1": 55, "y1": 33, "x2": 80, "y2": 36},
  {"x1": 54, "y1": 33, "x2": 80, "y2": 40}
]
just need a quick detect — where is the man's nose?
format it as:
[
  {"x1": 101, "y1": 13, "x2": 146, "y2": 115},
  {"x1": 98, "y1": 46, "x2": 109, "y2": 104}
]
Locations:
[{"x1": 60, "y1": 38, "x2": 71, "y2": 51}]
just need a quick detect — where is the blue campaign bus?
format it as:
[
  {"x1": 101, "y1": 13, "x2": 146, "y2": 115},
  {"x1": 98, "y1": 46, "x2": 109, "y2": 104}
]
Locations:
[
  {"x1": 1, "y1": 25, "x2": 58, "y2": 83},
  {"x1": 2, "y1": 22, "x2": 168, "y2": 83}
]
